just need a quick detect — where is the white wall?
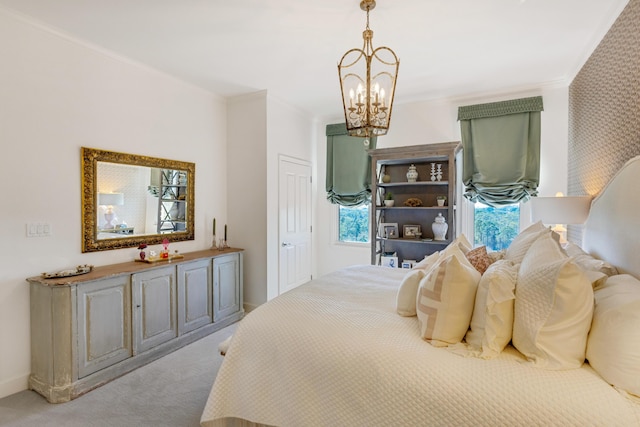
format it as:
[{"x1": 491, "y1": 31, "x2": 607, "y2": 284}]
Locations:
[
  {"x1": 265, "y1": 96, "x2": 315, "y2": 300},
  {"x1": 227, "y1": 92, "x2": 268, "y2": 309},
  {"x1": 0, "y1": 9, "x2": 227, "y2": 399},
  {"x1": 314, "y1": 85, "x2": 570, "y2": 276},
  {"x1": 227, "y1": 92, "x2": 314, "y2": 311}
]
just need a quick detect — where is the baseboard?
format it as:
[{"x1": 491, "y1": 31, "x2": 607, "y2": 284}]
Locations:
[
  {"x1": 0, "y1": 372, "x2": 29, "y2": 400},
  {"x1": 243, "y1": 302, "x2": 259, "y2": 313}
]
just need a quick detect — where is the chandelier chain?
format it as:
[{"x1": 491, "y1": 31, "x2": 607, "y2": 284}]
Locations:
[{"x1": 338, "y1": 0, "x2": 399, "y2": 138}]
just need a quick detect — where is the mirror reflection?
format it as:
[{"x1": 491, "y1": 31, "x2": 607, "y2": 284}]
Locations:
[{"x1": 82, "y1": 147, "x2": 195, "y2": 252}]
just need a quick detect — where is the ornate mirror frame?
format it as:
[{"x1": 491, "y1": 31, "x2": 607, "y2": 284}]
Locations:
[{"x1": 81, "y1": 147, "x2": 195, "y2": 252}]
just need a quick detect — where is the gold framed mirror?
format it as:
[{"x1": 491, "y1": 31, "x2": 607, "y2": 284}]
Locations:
[{"x1": 81, "y1": 147, "x2": 195, "y2": 252}]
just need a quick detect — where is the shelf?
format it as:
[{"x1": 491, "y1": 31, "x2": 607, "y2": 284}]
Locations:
[
  {"x1": 379, "y1": 237, "x2": 450, "y2": 245},
  {"x1": 378, "y1": 181, "x2": 448, "y2": 187},
  {"x1": 368, "y1": 141, "x2": 461, "y2": 266},
  {"x1": 157, "y1": 170, "x2": 188, "y2": 234},
  {"x1": 378, "y1": 155, "x2": 450, "y2": 165},
  {"x1": 377, "y1": 206, "x2": 449, "y2": 210}
]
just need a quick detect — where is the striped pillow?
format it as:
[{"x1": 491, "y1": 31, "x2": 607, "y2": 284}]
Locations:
[{"x1": 417, "y1": 252, "x2": 481, "y2": 347}]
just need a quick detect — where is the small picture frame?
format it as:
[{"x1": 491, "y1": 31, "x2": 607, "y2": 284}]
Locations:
[
  {"x1": 403, "y1": 224, "x2": 421, "y2": 238},
  {"x1": 381, "y1": 256, "x2": 399, "y2": 268},
  {"x1": 379, "y1": 222, "x2": 399, "y2": 239},
  {"x1": 401, "y1": 261, "x2": 412, "y2": 269}
]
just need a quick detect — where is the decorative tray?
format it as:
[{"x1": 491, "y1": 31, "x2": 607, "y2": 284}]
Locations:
[
  {"x1": 135, "y1": 254, "x2": 184, "y2": 264},
  {"x1": 42, "y1": 264, "x2": 94, "y2": 279}
]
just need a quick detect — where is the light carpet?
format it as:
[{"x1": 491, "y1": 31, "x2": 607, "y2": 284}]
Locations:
[{"x1": 0, "y1": 322, "x2": 237, "y2": 427}]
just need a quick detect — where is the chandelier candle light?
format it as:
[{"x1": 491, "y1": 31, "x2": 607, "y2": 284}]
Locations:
[{"x1": 338, "y1": 0, "x2": 399, "y2": 141}]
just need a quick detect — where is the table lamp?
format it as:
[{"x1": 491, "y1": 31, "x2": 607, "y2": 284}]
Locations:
[
  {"x1": 98, "y1": 192, "x2": 124, "y2": 229},
  {"x1": 530, "y1": 192, "x2": 591, "y2": 243}
]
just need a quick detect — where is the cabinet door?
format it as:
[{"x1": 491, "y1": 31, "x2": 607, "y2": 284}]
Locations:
[
  {"x1": 132, "y1": 266, "x2": 177, "y2": 354},
  {"x1": 177, "y1": 259, "x2": 212, "y2": 334},
  {"x1": 77, "y1": 276, "x2": 132, "y2": 378},
  {"x1": 213, "y1": 253, "x2": 242, "y2": 321}
]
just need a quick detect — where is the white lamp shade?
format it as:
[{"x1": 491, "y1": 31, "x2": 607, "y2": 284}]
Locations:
[
  {"x1": 530, "y1": 196, "x2": 591, "y2": 225},
  {"x1": 98, "y1": 192, "x2": 124, "y2": 206}
]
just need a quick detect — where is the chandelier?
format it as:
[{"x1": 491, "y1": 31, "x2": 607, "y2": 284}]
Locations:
[{"x1": 338, "y1": 0, "x2": 399, "y2": 140}]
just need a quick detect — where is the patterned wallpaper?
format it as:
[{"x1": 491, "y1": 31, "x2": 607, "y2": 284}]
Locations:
[
  {"x1": 567, "y1": 0, "x2": 640, "y2": 243},
  {"x1": 97, "y1": 162, "x2": 153, "y2": 232}
]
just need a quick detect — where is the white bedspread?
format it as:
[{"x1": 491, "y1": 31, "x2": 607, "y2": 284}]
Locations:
[{"x1": 201, "y1": 265, "x2": 640, "y2": 427}]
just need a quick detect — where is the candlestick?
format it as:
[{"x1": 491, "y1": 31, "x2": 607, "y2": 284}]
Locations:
[
  {"x1": 224, "y1": 225, "x2": 227, "y2": 241},
  {"x1": 213, "y1": 218, "x2": 216, "y2": 236}
]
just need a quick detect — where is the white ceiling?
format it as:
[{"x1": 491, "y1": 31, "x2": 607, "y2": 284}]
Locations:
[{"x1": 0, "y1": 0, "x2": 629, "y2": 118}]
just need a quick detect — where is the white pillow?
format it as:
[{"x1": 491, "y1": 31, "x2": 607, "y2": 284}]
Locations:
[
  {"x1": 465, "y1": 260, "x2": 518, "y2": 358},
  {"x1": 396, "y1": 269, "x2": 425, "y2": 317},
  {"x1": 412, "y1": 251, "x2": 440, "y2": 271},
  {"x1": 504, "y1": 221, "x2": 549, "y2": 264},
  {"x1": 453, "y1": 233, "x2": 473, "y2": 254},
  {"x1": 487, "y1": 250, "x2": 505, "y2": 263},
  {"x1": 586, "y1": 274, "x2": 640, "y2": 399},
  {"x1": 412, "y1": 233, "x2": 473, "y2": 271},
  {"x1": 512, "y1": 232, "x2": 594, "y2": 369},
  {"x1": 413, "y1": 234, "x2": 472, "y2": 269},
  {"x1": 416, "y1": 251, "x2": 481, "y2": 347},
  {"x1": 583, "y1": 269, "x2": 608, "y2": 289},
  {"x1": 563, "y1": 242, "x2": 619, "y2": 276}
]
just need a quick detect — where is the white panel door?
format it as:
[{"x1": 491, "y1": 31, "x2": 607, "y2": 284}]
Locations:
[{"x1": 279, "y1": 157, "x2": 312, "y2": 295}]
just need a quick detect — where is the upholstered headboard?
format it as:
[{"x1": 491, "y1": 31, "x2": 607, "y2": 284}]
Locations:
[{"x1": 583, "y1": 155, "x2": 640, "y2": 279}]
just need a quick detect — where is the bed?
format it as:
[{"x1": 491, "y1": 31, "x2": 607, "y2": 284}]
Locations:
[{"x1": 201, "y1": 156, "x2": 640, "y2": 427}]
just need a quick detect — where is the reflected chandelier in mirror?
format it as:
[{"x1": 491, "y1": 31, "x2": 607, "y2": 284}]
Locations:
[{"x1": 81, "y1": 147, "x2": 195, "y2": 252}]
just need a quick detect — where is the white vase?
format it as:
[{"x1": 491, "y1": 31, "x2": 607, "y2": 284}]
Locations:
[
  {"x1": 406, "y1": 164, "x2": 418, "y2": 183},
  {"x1": 384, "y1": 199, "x2": 395, "y2": 207},
  {"x1": 432, "y1": 213, "x2": 448, "y2": 241}
]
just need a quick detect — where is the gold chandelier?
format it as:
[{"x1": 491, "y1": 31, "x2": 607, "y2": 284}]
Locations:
[{"x1": 338, "y1": 0, "x2": 399, "y2": 139}]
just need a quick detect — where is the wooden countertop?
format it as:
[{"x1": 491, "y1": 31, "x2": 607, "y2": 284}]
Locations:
[{"x1": 27, "y1": 247, "x2": 243, "y2": 287}]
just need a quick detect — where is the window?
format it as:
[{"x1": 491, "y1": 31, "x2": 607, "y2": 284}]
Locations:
[
  {"x1": 474, "y1": 202, "x2": 520, "y2": 251},
  {"x1": 338, "y1": 204, "x2": 369, "y2": 243}
]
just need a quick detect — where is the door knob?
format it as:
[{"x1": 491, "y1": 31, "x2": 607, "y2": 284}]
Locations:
[{"x1": 281, "y1": 242, "x2": 291, "y2": 247}]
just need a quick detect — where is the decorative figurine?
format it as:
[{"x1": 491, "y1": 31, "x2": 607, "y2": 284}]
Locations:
[
  {"x1": 381, "y1": 165, "x2": 391, "y2": 183},
  {"x1": 160, "y1": 238, "x2": 170, "y2": 258},
  {"x1": 406, "y1": 164, "x2": 418, "y2": 183},
  {"x1": 138, "y1": 243, "x2": 147, "y2": 260},
  {"x1": 432, "y1": 213, "x2": 448, "y2": 241}
]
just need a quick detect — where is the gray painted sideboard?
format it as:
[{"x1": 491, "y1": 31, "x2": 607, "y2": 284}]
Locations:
[{"x1": 26, "y1": 248, "x2": 243, "y2": 403}]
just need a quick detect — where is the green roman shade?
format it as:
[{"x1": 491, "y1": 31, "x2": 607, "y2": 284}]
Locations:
[
  {"x1": 458, "y1": 96, "x2": 543, "y2": 207},
  {"x1": 326, "y1": 123, "x2": 377, "y2": 206}
]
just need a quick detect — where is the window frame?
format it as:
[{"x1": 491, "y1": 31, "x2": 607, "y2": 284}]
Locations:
[{"x1": 459, "y1": 197, "x2": 533, "y2": 249}]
